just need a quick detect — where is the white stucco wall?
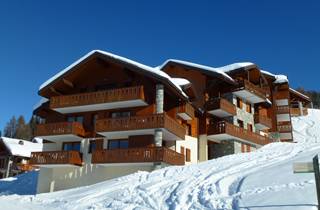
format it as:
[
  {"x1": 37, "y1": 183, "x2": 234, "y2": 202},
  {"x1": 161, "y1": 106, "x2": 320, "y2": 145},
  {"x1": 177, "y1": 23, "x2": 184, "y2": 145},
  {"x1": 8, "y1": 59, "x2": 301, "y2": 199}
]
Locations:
[
  {"x1": 175, "y1": 135, "x2": 198, "y2": 165},
  {"x1": 36, "y1": 164, "x2": 155, "y2": 193}
]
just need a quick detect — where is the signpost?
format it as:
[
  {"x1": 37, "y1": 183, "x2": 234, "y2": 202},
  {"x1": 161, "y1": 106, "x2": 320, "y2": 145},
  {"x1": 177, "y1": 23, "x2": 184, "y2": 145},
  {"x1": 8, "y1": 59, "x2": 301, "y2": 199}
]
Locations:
[{"x1": 293, "y1": 155, "x2": 320, "y2": 210}]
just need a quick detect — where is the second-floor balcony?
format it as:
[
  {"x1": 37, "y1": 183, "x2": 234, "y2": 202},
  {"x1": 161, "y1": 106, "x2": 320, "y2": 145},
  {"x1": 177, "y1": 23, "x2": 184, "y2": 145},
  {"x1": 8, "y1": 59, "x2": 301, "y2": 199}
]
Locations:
[
  {"x1": 34, "y1": 122, "x2": 85, "y2": 142},
  {"x1": 254, "y1": 114, "x2": 272, "y2": 130},
  {"x1": 207, "y1": 121, "x2": 270, "y2": 146},
  {"x1": 92, "y1": 147, "x2": 185, "y2": 166},
  {"x1": 177, "y1": 102, "x2": 195, "y2": 120},
  {"x1": 50, "y1": 86, "x2": 147, "y2": 114},
  {"x1": 96, "y1": 113, "x2": 186, "y2": 141},
  {"x1": 206, "y1": 98, "x2": 237, "y2": 117},
  {"x1": 29, "y1": 151, "x2": 83, "y2": 167},
  {"x1": 290, "y1": 107, "x2": 308, "y2": 116},
  {"x1": 232, "y1": 80, "x2": 267, "y2": 104}
]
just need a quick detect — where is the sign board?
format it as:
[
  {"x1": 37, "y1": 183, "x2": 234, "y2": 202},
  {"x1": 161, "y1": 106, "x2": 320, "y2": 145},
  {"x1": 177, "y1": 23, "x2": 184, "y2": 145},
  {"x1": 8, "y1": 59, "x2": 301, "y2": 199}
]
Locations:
[{"x1": 293, "y1": 162, "x2": 314, "y2": 173}]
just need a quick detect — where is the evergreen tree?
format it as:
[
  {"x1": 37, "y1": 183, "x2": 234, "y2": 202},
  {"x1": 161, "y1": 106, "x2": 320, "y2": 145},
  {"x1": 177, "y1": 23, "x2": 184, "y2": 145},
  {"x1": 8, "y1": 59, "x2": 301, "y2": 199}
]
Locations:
[
  {"x1": 15, "y1": 115, "x2": 32, "y2": 140},
  {"x1": 3, "y1": 116, "x2": 17, "y2": 138}
]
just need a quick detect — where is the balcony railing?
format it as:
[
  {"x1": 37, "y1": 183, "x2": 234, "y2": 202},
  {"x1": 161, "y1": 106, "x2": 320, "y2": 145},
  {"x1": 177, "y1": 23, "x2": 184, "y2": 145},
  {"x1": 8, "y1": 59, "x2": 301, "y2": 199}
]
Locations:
[
  {"x1": 29, "y1": 151, "x2": 82, "y2": 166},
  {"x1": 234, "y1": 80, "x2": 267, "y2": 100},
  {"x1": 177, "y1": 102, "x2": 195, "y2": 120},
  {"x1": 208, "y1": 121, "x2": 270, "y2": 145},
  {"x1": 276, "y1": 105, "x2": 290, "y2": 114},
  {"x1": 96, "y1": 113, "x2": 186, "y2": 139},
  {"x1": 50, "y1": 86, "x2": 145, "y2": 109},
  {"x1": 92, "y1": 147, "x2": 185, "y2": 165},
  {"x1": 277, "y1": 124, "x2": 292, "y2": 132},
  {"x1": 34, "y1": 122, "x2": 85, "y2": 137},
  {"x1": 290, "y1": 107, "x2": 308, "y2": 116},
  {"x1": 206, "y1": 98, "x2": 237, "y2": 116},
  {"x1": 254, "y1": 114, "x2": 272, "y2": 129}
]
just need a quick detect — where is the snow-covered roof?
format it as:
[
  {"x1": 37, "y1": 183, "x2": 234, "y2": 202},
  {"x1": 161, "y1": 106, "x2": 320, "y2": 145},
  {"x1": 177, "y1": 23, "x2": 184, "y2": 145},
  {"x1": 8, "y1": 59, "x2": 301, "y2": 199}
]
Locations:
[
  {"x1": 33, "y1": 97, "x2": 49, "y2": 111},
  {"x1": 289, "y1": 88, "x2": 311, "y2": 101},
  {"x1": 0, "y1": 137, "x2": 43, "y2": 158},
  {"x1": 171, "y1": 78, "x2": 191, "y2": 87},
  {"x1": 157, "y1": 59, "x2": 236, "y2": 84},
  {"x1": 216, "y1": 62, "x2": 256, "y2": 73},
  {"x1": 261, "y1": 70, "x2": 289, "y2": 84},
  {"x1": 39, "y1": 50, "x2": 187, "y2": 98}
]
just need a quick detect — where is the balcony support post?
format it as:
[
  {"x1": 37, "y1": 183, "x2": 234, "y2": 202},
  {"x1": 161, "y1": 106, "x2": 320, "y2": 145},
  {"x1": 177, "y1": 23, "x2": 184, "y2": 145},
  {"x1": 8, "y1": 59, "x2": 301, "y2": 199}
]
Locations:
[
  {"x1": 298, "y1": 101, "x2": 303, "y2": 116},
  {"x1": 155, "y1": 84, "x2": 164, "y2": 147},
  {"x1": 81, "y1": 138, "x2": 89, "y2": 163},
  {"x1": 198, "y1": 134, "x2": 208, "y2": 162}
]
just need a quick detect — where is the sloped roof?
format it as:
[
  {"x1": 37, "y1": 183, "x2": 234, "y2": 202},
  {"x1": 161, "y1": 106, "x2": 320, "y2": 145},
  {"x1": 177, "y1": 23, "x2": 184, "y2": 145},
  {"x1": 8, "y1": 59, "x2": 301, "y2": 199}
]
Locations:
[
  {"x1": 261, "y1": 70, "x2": 289, "y2": 84},
  {"x1": 289, "y1": 88, "x2": 311, "y2": 102},
  {"x1": 39, "y1": 50, "x2": 188, "y2": 98},
  {"x1": 157, "y1": 59, "x2": 238, "y2": 84},
  {"x1": 0, "y1": 137, "x2": 43, "y2": 158}
]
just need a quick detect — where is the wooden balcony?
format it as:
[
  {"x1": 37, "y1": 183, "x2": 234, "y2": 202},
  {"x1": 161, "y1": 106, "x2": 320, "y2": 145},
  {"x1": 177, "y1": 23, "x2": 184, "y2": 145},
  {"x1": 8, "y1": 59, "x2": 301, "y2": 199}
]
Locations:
[
  {"x1": 206, "y1": 98, "x2": 236, "y2": 117},
  {"x1": 92, "y1": 147, "x2": 185, "y2": 166},
  {"x1": 233, "y1": 80, "x2": 267, "y2": 104},
  {"x1": 177, "y1": 103, "x2": 195, "y2": 120},
  {"x1": 29, "y1": 151, "x2": 82, "y2": 167},
  {"x1": 50, "y1": 86, "x2": 147, "y2": 114},
  {"x1": 276, "y1": 105, "x2": 290, "y2": 114},
  {"x1": 96, "y1": 113, "x2": 186, "y2": 140},
  {"x1": 207, "y1": 121, "x2": 270, "y2": 145},
  {"x1": 277, "y1": 124, "x2": 292, "y2": 132},
  {"x1": 290, "y1": 107, "x2": 308, "y2": 117},
  {"x1": 34, "y1": 122, "x2": 85, "y2": 141},
  {"x1": 254, "y1": 114, "x2": 272, "y2": 130}
]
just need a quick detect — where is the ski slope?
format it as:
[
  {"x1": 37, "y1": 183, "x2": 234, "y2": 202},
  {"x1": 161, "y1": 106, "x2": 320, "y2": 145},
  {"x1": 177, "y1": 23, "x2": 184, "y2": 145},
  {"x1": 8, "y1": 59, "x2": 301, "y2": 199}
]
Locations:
[{"x1": 1, "y1": 109, "x2": 320, "y2": 210}]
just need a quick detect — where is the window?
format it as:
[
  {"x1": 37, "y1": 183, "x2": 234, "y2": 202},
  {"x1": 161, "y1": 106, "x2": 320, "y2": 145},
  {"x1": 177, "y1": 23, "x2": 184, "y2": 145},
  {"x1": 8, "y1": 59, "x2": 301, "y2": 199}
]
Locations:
[
  {"x1": 246, "y1": 103, "x2": 252, "y2": 113},
  {"x1": 186, "y1": 149, "x2": 191, "y2": 162},
  {"x1": 236, "y1": 97, "x2": 243, "y2": 109},
  {"x1": 180, "y1": 146, "x2": 185, "y2": 155},
  {"x1": 248, "y1": 124, "x2": 253, "y2": 132},
  {"x1": 237, "y1": 120, "x2": 244, "y2": 128},
  {"x1": 67, "y1": 116, "x2": 84, "y2": 123},
  {"x1": 108, "y1": 139, "x2": 129, "y2": 150},
  {"x1": 92, "y1": 114, "x2": 98, "y2": 128},
  {"x1": 88, "y1": 141, "x2": 97, "y2": 153},
  {"x1": 63, "y1": 142, "x2": 81, "y2": 152},
  {"x1": 111, "y1": 111, "x2": 131, "y2": 118}
]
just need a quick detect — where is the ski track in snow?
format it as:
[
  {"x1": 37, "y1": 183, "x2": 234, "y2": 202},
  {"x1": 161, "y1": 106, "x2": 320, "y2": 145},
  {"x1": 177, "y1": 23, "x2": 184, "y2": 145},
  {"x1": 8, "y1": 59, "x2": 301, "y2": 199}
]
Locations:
[{"x1": 0, "y1": 109, "x2": 320, "y2": 210}]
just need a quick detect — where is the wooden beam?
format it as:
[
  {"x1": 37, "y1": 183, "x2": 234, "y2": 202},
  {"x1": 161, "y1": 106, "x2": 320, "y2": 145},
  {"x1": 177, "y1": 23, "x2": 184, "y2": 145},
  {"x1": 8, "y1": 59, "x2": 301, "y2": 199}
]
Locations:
[
  {"x1": 50, "y1": 87, "x2": 63, "y2": 95},
  {"x1": 63, "y1": 78, "x2": 74, "y2": 88}
]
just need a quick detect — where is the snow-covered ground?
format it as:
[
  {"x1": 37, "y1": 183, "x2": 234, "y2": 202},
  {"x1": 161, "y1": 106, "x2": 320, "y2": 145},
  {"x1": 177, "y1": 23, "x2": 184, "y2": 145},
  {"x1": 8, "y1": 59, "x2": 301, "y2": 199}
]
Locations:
[{"x1": 1, "y1": 109, "x2": 320, "y2": 210}]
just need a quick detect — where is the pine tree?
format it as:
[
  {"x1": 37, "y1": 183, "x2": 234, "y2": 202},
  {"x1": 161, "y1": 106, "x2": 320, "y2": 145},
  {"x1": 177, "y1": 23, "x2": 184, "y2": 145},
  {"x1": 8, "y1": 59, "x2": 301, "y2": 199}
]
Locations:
[{"x1": 3, "y1": 116, "x2": 17, "y2": 138}]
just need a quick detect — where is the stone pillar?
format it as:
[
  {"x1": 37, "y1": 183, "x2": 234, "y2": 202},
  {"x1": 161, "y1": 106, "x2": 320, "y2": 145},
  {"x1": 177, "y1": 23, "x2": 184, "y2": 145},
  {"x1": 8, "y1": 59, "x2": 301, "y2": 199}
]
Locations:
[
  {"x1": 154, "y1": 84, "x2": 164, "y2": 147},
  {"x1": 81, "y1": 139, "x2": 90, "y2": 164},
  {"x1": 198, "y1": 135, "x2": 208, "y2": 162},
  {"x1": 156, "y1": 84, "x2": 164, "y2": 114},
  {"x1": 154, "y1": 84, "x2": 164, "y2": 170},
  {"x1": 298, "y1": 101, "x2": 303, "y2": 116}
]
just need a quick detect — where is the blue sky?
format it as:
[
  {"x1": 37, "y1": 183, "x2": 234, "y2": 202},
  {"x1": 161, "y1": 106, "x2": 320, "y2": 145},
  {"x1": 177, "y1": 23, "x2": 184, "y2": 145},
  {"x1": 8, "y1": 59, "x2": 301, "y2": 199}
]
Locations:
[{"x1": 0, "y1": 1, "x2": 319, "y2": 131}]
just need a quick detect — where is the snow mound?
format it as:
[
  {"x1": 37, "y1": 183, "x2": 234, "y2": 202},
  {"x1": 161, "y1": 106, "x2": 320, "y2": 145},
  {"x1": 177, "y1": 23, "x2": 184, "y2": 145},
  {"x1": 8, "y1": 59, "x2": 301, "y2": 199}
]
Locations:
[{"x1": 292, "y1": 109, "x2": 320, "y2": 143}]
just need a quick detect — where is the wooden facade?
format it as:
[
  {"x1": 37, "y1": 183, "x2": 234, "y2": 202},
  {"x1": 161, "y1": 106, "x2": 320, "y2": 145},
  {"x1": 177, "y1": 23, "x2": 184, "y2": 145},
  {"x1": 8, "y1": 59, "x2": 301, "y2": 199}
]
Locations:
[{"x1": 32, "y1": 50, "x2": 311, "y2": 167}]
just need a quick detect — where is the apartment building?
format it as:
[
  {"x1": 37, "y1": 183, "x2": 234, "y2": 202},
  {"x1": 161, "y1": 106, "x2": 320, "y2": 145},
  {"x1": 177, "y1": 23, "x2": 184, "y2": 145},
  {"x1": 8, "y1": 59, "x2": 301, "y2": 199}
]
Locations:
[
  {"x1": 31, "y1": 50, "x2": 310, "y2": 193},
  {"x1": 31, "y1": 50, "x2": 198, "y2": 193}
]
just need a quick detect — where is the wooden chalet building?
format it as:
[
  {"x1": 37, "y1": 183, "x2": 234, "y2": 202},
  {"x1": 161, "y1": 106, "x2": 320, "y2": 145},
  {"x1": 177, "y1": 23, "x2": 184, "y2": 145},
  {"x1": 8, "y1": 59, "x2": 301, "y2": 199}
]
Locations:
[{"x1": 31, "y1": 50, "x2": 310, "y2": 193}]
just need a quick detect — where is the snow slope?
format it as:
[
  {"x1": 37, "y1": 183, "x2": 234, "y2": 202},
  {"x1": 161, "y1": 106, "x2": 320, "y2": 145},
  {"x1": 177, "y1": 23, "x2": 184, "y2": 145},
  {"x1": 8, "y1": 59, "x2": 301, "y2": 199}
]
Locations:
[{"x1": 0, "y1": 109, "x2": 320, "y2": 210}]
